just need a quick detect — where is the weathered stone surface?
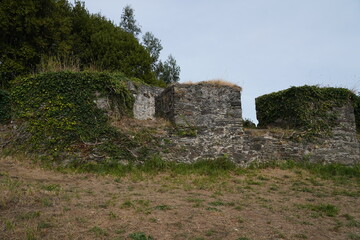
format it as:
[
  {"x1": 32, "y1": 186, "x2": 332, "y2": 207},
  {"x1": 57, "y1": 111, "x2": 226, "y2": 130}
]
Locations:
[
  {"x1": 155, "y1": 83, "x2": 360, "y2": 165},
  {"x1": 156, "y1": 83, "x2": 242, "y2": 127},
  {"x1": 127, "y1": 82, "x2": 163, "y2": 120},
  {"x1": 156, "y1": 83, "x2": 244, "y2": 162}
]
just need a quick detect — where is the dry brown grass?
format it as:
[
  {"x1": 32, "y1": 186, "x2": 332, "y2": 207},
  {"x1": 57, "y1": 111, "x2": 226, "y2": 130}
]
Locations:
[
  {"x1": 182, "y1": 79, "x2": 242, "y2": 91},
  {"x1": 1, "y1": 155, "x2": 360, "y2": 240}
]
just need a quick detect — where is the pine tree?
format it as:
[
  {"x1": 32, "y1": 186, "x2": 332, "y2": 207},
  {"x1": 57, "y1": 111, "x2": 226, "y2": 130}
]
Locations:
[{"x1": 119, "y1": 5, "x2": 141, "y2": 37}]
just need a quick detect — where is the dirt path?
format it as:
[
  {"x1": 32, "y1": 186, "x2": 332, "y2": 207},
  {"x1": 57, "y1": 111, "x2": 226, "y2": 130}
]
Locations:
[{"x1": 1, "y1": 156, "x2": 360, "y2": 240}]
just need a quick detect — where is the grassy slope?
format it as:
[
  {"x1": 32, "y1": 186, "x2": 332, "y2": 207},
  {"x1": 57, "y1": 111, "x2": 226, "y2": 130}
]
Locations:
[{"x1": 1, "y1": 155, "x2": 360, "y2": 240}]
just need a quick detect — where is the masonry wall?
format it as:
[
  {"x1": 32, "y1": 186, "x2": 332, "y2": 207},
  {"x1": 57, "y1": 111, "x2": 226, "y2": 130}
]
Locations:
[
  {"x1": 156, "y1": 83, "x2": 244, "y2": 162},
  {"x1": 127, "y1": 82, "x2": 163, "y2": 120},
  {"x1": 155, "y1": 83, "x2": 360, "y2": 165}
]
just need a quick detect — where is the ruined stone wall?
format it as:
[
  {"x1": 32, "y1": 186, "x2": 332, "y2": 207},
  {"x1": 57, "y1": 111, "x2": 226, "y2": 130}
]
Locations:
[
  {"x1": 95, "y1": 82, "x2": 163, "y2": 120},
  {"x1": 155, "y1": 83, "x2": 360, "y2": 165},
  {"x1": 127, "y1": 82, "x2": 163, "y2": 120},
  {"x1": 156, "y1": 83, "x2": 243, "y2": 163}
]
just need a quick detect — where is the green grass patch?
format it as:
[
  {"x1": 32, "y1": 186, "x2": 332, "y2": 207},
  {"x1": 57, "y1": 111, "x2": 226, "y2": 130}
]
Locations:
[
  {"x1": 297, "y1": 203, "x2": 339, "y2": 217},
  {"x1": 129, "y1": 232, "x2": 154, "y2": 240},
  {"x1": 89, "y1": 226, "x2": 108, "y2": 237}
]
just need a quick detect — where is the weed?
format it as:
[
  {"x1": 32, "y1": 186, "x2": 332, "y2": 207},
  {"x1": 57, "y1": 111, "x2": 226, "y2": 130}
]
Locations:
[
  {"x1": 297, "y1": 203, "x2": 339, "y2": 217},
  {"x1": 205, "y1": 229, "x2": 217, "y2": 236},
  {"x1": 89, "y1": 226, "x2": 108, "y2": 237},
  {"x1": 257, "y1": 176, "x2": 269, "y2": 181},
  {"x1": 293, "y1": 233, "x2": 308, "y2": 239},
  {"x1": 246, "y1": 179, "x2": 262, "y2": 186},
  {"x1": 42, "y1": 198, "x2": 53, "y2": 207},
  {"x1": 332, "y1": 190, "x2": 360, "y2": 197},
  {"x1": 75, "y1": 217, "x2": 88, "y2": 224},
  {"x1": 186, "y1": 197, "x2": 205, "y2": 207},
  {"x1": 5, "y1": 220, "x2": 15, "y2": 231},
  {"x1": 37, "y1": 221, "x2": 53, "y2": 229},
  {"x1": 115, "y1": 228, "x2": 126, "y2": 234},
  {"x1": 208, "y1": 200, "x2": 225, "y2": 206},
  {"x1": 129, "y1": 232, "x2": 154, "y2": 240},
  {"x1": 269, "y1": 184, "x2": 279, "y2": 191},
  {"x1": 154, "y1": 204, "x2": 171, "y2": 211},
  {"x1": 237, "y1": 217, "x2": 244, "y2": 223},
  {"x1": 348, "y1": 233, "x2": 360, "y2": 240},
  {"x1": 121, "y1": 199, "x2": 134, "y2": 209},
  {"x1": 343, "y1": 214, "x2": 360, "y2": 227},
  {"x1": 17, "y1": 211, "x2": 41, "y2": 220},
  {"x1": 149, "y1": 218, "x2": 157, "y2": 223},
  {"x1": 41, "y1": 184, "x2": 61, "y2": 192},
  {"x1": 234, "y1": 206, "x2": 243, "y2": 211},
  {"x1": 26, "y1": 228, "x2": 37, "y2": 240},
  {"x1": 206, "y1": 207, "x2": 221, "y2": 212},
  {"x1": 109, "y1": 211, "x2": 118, "y2": 219}
]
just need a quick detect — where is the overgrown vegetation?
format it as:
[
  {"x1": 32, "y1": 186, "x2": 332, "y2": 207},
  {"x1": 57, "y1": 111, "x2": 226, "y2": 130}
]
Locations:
[
  {"x1": 8, "y1": 71, "x2": 152, "y2": 162},
  {"x1": 256, "y1": 85, "x2": 360, "y2": 135},
  {"x1": 0, "y1": 89, "x2": 11, "y2": 123},
  {"x1": 0, "y1": 0, "x2": 180, "y2": 88}
]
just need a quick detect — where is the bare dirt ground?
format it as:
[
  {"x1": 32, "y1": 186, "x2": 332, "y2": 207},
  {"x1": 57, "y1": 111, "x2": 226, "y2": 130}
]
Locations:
[{"x1": 1, "y1": 156, "x2": 360, "y2": 240}]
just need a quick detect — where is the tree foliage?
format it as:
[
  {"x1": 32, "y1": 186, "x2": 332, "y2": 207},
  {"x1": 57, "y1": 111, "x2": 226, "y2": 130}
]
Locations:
[
  {"x1": 0, "y1": 0, "x2": 157, "y2": 87},
  {"x1": 119, "y1": 5, "x2": 141, "y2": 37},
  {"x1": 157, "y1": 55, "x2": 181, "y2": 84},
  {"x1": 0, "y1": 89, "x2": 11, "y2": 123},
  {"x1": 142, "y1": 32, "x2": 163, "y2": 68}
]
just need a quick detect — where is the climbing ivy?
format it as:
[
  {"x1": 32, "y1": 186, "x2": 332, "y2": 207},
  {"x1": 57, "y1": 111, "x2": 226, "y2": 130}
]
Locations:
[
  {"x1": 256, "y1": 85, "x2": 360, "y2": 136},
  {"x1": 0, "y1": 89, "x2": 11, "y2": 123},
  {"x1": 10, "y1": 71, "x2": 137, "y2": 160}
]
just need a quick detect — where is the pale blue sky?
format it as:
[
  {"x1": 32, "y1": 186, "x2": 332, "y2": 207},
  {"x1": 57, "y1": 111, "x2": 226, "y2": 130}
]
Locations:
[{"x1": 79, "y1": 0, "x2": 360, "y2": 122}]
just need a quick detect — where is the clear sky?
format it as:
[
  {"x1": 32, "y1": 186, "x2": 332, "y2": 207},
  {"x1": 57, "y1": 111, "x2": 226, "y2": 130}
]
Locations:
[{"x1": 78, "y1": 0, "x2": 360, "y2": 123}]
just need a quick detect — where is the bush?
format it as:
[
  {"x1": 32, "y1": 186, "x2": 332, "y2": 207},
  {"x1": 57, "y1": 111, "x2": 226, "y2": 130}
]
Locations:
[
  {"x1": 0, "y1": 89, "x2": 11, "y2": 123},
  {"x1": 243, "y1": 118, "x2": 256, "y2": 128}
]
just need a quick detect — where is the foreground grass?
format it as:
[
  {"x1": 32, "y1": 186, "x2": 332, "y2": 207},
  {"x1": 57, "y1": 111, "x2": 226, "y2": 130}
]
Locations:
[
  {"x1": 61, "y1": 156, "x2": 360, "y2": 183},
  {"x1": 1, "y1": 155, "x2": 360, "y2": 240}
]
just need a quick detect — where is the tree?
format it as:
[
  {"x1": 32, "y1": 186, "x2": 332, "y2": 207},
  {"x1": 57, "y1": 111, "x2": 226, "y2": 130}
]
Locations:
[
  {"x1": 0, "y1": 0, "x2": 72, "y2": 88},
  {"x1": 142, "y1": 32, "x2": 163, "y2": 69},
  {"x1": 157, "y1": 55, "x2": 180, "y2": 84},
  {"x1": 119, "y1": 5, "x2": 141, "y2": 37}
]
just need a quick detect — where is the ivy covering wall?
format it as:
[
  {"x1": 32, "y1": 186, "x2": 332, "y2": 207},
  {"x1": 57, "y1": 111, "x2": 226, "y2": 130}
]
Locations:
[
  {"x1": 256, "y1": 85, "x2": 360, "y2": 134},
  {"x1": 10, "y1": 71, "x2": 139, "y2": 160}
]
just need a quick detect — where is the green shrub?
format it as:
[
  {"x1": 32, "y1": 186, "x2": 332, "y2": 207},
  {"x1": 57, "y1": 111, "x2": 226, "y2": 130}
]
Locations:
[{"x1": 0, "y1": 89, "x2": 11, "y2": 123}]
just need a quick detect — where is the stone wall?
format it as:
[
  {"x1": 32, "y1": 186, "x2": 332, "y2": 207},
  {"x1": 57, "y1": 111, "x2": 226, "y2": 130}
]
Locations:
[
  {"x1": 156, "y1": 83, "x2": 242, "y2": 127},
  {"x1": 156, "y1": 83, "x2": 243, "y2": 162},
  {"x1": 127, "y1": 82, "x2": 163, "y2": 120},
  {"x1": 155, "y1": 83, "x2": 360, "y2": 165},
  {"x1": 95, "y1": 82, "x2": 163, "y2": 120}
]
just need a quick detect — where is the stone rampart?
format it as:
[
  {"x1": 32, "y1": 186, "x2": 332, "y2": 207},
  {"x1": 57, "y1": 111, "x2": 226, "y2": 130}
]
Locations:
[
  {"x1": 156, "y1": 83, "x2": 243, "y2": 162},
  {"x1": 155, "y1": 83, "x2": 360, "y2": 165}
]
